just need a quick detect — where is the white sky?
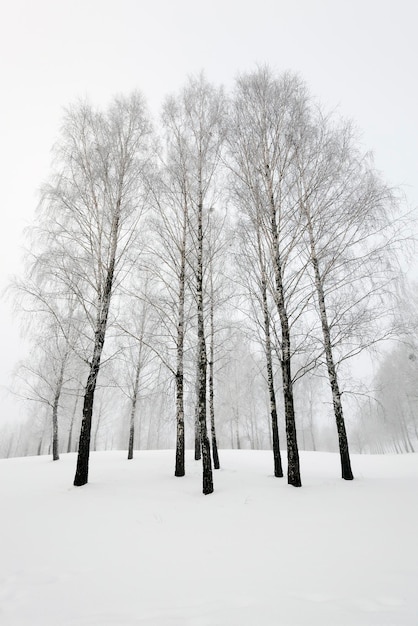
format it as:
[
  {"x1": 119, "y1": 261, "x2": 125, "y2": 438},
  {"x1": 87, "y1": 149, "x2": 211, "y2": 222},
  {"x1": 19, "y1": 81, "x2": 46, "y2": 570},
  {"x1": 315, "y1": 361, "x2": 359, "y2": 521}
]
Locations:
[{"x1": 1, "y1": 0, "x2": 417, "y2": 423}]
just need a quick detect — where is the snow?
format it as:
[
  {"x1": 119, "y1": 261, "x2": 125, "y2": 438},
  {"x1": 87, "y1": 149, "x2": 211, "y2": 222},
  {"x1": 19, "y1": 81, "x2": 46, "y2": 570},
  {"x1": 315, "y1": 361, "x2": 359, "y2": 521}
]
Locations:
[{"x1": 1, "y1": 450, "x2": 418, "y2": 625}]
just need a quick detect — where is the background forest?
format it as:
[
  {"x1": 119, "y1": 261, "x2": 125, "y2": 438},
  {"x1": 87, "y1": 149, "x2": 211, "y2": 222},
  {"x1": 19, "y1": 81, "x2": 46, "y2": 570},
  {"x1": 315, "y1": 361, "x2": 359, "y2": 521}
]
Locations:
[{"x1": 1, "y1": 66, "x2": 416, "y2": 492}]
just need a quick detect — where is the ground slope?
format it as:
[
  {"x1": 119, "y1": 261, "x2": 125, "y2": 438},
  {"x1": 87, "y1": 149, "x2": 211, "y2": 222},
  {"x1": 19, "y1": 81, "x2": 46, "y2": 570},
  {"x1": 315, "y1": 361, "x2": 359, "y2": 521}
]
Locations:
[{"x1": 1, "y1": 450, "x2": 417, "y2": 625}]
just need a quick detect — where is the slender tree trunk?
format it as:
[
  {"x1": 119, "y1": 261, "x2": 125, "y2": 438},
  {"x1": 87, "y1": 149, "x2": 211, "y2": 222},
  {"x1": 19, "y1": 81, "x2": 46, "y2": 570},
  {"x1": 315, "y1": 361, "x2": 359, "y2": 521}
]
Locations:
[
  {"x1": 93, "y1": 409, "x2": 101, "y2": 451},
  {"x1": 233, "y1": 408, "x2": 241, "y2": 450},
  {"x1": 74, "y1": 329, "x2": 105, "y2": 485},
  {"x1": 74, "y1": 211, "x2": 119, "y2": 486},
  {"x1": 236, "y1": 425, "x2": 241, "y2": 450},
  {"x1": 175, "y1": 372, "x2": 185, "y2": 473},
  {"x1": 310, "y1": 419, "x2": 316, "y2": 451},
  {"x1": 266, "y1": 400, "x2": 273, "y2": 448},
  {"x1": 406, "y1": 396, "x2": 418, "y2": 441},
  {"x1": 196, "y1": 195, "x2": 213, "y2": 495},
  {"x1": 67, "y1": 394, "x2": 79, "y2": 453},
  {"x1": 37, "y1": 418, "x2": 49, "y2": 456},
  {"x1": 194, "y1": 372, "x2": 201, "y2": 461},
  {"x1": 269, "y1": 190, "x2": 301, "y2": 487},
  {"x1": 208, "y1": 266, "x2": 220, "y2": 469},
  {"x1": 6, "y1": 435, "x2": 13, "y2": 459},
  {"x1": 280, "y1": 327, "x2": 301, "y2": 487},
  {"x1": 305, "y1": 216, "x2": 353, "y2": 480},
  {"x1": 308, "y1": 386, "x2": 316, "y2": 451},
  {"x1": 128, "y1": 357, "x2": 141, "y2": 460},
  {"x1": 51, "y1": 394, "x2": 60, "y2": 461},
  {"x1": 208, "y1": 350, "x2": 220, "y2": 469},
  {"x1": 37, "y1": 434, "x2": 43, "y2": 456},
  {"x1": 250, "y1": 415, "x2": 256, "y2": 449},
  {"x1": 51, "y1": 357, "x2": 66, "y2": 461},
  {"x1": 261, "y1": 272, "x2": 283, "y2": 477},
  {"x1": 175, "y1": 208, "x2": 187, "y2": 476}
]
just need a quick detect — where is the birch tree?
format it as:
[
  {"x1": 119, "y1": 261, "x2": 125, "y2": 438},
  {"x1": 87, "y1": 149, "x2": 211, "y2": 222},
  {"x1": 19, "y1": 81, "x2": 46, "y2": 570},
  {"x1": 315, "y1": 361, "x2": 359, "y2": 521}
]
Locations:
[
  {"x1": 206, "y1": 210, "x2": 230, "y2": 470},
  {"x1": 233, "y1": 210, "x2": 284, "y2": 477},
  {"x1": 187, "y1": 77, "x2": 226, "y2": 493},
  {"x1": 163, "y1": 75, "x2": 226, "y2": 494},
  {"x1": 34, "y1": 93, "x2": 152, "y2": 485},
  {"x1": 147, "y1": 96, "x2": 195, "y2": 477},
  {"x1": 292, "y1": 109, "x2": 403, "y2": 479},
  {"x1": 229, "y1": 68, "x2": 307, "y2": 486},
  {"x1": 14, "y1": 335, "x2": 70, "y2": 460},
  {"x1": 115, "y1": 282, "x2": 156, "y2": 460},
  {"x1": 120, "y1": 312, "x2": 154, "y2": 460},
  {"x1": 10, "y1": 272, "x2": 82, "y2": 461}
]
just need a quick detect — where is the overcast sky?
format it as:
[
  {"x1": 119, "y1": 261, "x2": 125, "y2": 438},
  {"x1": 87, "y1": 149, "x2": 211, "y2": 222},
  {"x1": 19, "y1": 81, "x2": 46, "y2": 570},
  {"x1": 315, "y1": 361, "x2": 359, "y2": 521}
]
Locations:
[{"x1": 1, "y1": 0, "x2": 417, "y2": 422}]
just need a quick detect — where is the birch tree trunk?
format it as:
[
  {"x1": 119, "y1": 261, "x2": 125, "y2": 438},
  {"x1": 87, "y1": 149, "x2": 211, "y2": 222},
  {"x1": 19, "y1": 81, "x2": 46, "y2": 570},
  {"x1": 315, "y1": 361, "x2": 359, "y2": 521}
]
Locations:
[
  {"x1": 274, "y1": 270, "x2": 301, "y2": 487},
  {"x1": 305, "y1": 215, "x2": 354, "y2": 480},
  {"x1": 67, "y1": 394, "x2": 79, "y2": 453},
  {"x1": 228, "y1": 68, "x2": 305, "y2": 487},
  {"x1": 256, "y1": 224, "x2": 283, "y2": 477},
  {"x1": 51, "y1": 343, "x2": 71, "y2": 461},
  {"x1": 175, "y1": 204, "x2": 187, "y2": 476},
  {"x1": 261, "y1": 274, "x2": 283, "y2": 477},
  {"x1": 269, "y1": 184, "x2": 301, "y2": 487},
  {"x1": 128, "y1": 356, "x2": 142, "y2": 460},
  {"x1": 194, "y1": 370, "x2": 201, "y2": 461},
  {"x1": 196, "y1": 193, "x2": 213, "y2": 494},
  {"x1": 74, "y1": 242, "x2": 118, "y2": 485},
  {"x1": 208, "y1": 269, "x2": 220, "y2": 470},
  {"x1": 51, "y1": 367, "x2": 63, "y2": 461}
]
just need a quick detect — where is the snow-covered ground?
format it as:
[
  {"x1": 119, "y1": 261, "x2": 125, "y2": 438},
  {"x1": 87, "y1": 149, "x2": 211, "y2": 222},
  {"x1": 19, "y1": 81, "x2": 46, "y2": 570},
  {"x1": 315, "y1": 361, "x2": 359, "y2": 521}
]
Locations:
[{"x1": 1, "y1": 449, "x2": 417, "y2": 625}]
